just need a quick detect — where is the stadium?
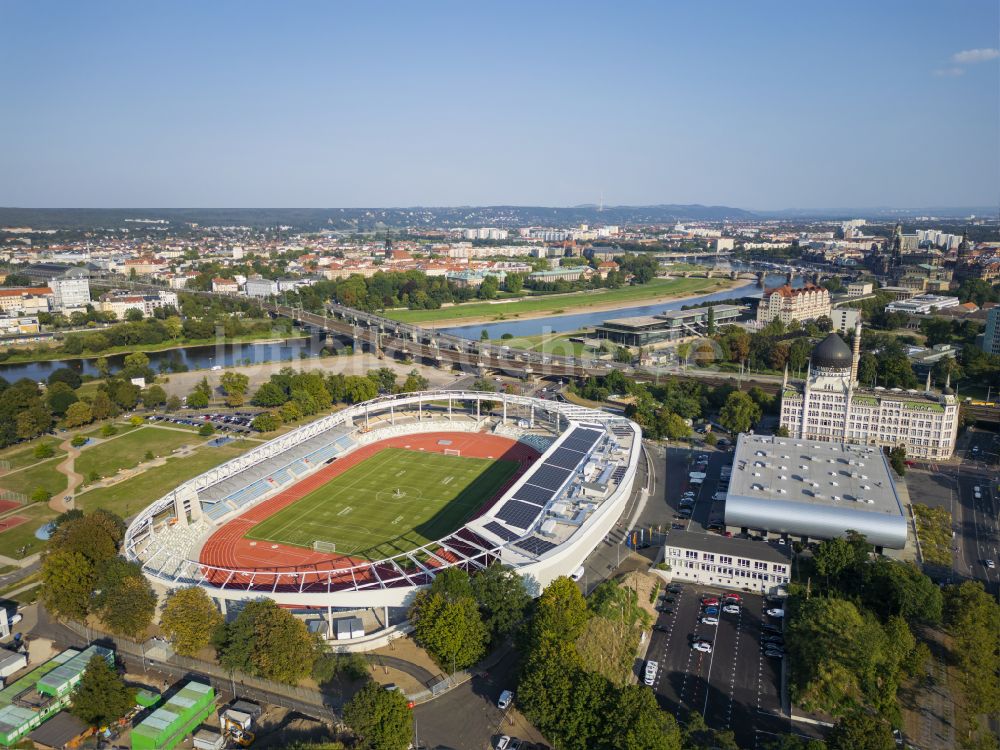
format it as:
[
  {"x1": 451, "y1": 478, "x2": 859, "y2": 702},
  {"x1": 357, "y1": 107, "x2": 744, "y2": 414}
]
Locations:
[{"x1": 124, "y1": 391, "x2": 642, "y2": 647}]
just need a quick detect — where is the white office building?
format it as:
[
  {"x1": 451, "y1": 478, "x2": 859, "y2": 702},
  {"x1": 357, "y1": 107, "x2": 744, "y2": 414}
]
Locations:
[
  {"x1": 48, "y1": 268, "x2": 91, "y2": 311},
  {"x1": 779, "y1": 320, "x2": 959, "y2": 459},
  {"x1": 885, "y1": 294, "x2": 960, "y2": 315},
  {"x1": 663, "y1": 530, "x2": 791, "y2": 595}
]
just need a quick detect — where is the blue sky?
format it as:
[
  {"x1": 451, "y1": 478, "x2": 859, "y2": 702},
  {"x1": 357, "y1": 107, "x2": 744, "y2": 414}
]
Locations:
[{"x1": 1, "y1": 1, "x2": 997, "y2": 209}]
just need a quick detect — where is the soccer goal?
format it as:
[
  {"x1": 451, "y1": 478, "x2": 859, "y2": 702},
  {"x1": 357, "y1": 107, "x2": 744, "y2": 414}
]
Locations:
[
  {"x1": 312, "y1": 540, "x2": 337, "y2": 553},
  {"x1": 443, "y1": 448, "x2": 461, "y2": 457}
]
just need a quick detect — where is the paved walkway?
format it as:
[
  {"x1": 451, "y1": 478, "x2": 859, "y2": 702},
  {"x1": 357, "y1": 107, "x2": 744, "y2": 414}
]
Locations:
[{"x1": 49, "y1": 437, "x2": 83, "y2": 513}]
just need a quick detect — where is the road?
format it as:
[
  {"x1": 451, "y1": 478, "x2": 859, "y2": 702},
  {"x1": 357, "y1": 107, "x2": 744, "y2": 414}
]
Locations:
[{"x1": 907, "y1": 426, "x2": 999, "y2": 596}]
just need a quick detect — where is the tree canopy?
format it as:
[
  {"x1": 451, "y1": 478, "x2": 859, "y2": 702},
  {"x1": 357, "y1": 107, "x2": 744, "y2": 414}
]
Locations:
[{"x1": 161, "y1": 586, "x2": 225, "y2": 656}]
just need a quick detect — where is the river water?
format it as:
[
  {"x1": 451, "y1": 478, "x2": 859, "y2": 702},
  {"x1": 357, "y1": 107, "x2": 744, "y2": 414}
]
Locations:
[
  {"x1": 0, "y1": 337, "x2": 326, "y2": 384},
  {"x1": 0, "y1": 270, "x2": 801, "y2": 383}
]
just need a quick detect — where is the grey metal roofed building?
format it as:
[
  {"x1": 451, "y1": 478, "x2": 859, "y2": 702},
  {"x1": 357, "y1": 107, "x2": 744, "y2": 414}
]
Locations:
[
  {"x1": 593, "y1": 304, "x2": 746, "y2": 346},
  {"x1": 724, "y1": 434, "x2": 907, "y2": 549}
]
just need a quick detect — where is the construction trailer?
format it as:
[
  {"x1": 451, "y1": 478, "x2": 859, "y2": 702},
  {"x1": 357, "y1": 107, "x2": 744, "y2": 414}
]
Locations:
[
  {"x1": 131, "y1": 681, "x2": 215, "y2": 750},
  {"x1": 0, "y1": 645, "x2": 113, "y2": 747}
]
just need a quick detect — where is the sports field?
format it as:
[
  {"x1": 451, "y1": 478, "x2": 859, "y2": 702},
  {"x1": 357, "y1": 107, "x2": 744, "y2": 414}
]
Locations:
[{"x1": 245, "y1": 447, "x2": 519, "y2": 560}]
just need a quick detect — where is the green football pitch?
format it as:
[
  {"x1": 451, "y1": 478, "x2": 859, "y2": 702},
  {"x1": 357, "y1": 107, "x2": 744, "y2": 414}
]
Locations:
[{"x1": 245, "y1": 447, "x2": 519, "y2": 560}]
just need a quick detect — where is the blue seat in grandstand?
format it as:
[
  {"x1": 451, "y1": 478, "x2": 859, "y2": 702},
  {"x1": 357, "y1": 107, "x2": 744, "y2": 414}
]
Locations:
[
  {"x1": 204, "y1": 501, "x2": 232, "y2": 521},
  {"x1": 289, "y1": 460, "x2": 307, "y2": 477},
  {"x1": 225, "y1": 479, "x2": 270, "y2": 510},
  {"x1": 270, "y1": 468, "x2": 291, "y2": 485}
]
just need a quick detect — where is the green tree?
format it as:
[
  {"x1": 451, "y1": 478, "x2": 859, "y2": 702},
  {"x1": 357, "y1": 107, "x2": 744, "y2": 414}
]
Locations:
[
  {"x1": 367, "y1": 367, "x2": 397, "y2": 394},
  {"x1": 46, "y1": 381, "x2": 79, "y2": 416},
  {"x1": 34, "y1": 441, "x2": 56, "y2": 459},
  {"x1": 198, "y1": 422, "x2": 215, "y2": 437},
  {"x1": 888, "y1": 445, "x2": 906, "y2": 476},
  {"x1": 827, "y1": 711, "x2": 895, "y2": 750},
  {"x1": 90, "y1": 557, "x2": 156, "y2": 637},
  {"x1": 813, "y1": 537, "x2": 856, "y2": 585},
  {"x1": 220, "y1": 371, "x2": 250, "y2": 407},
  {"x1": 161, "y1": 586, "x2": 225, "y2": 656},
  {"x1": 48, "y1": 367, "x2": 83, "y2": 390},
  {"x1": 471, "y1": 564, "x2": 530, "y2": 640},
  {"x1": 121, "y1": 351, "x2": 152, "y2": 380},
  {"x1": 41, "y1": 550, "x2": 95, "y2": 620},
  {"x1": 70, "y1": 654, "x2": 135, "y2": 728},
  {"x1": 252, "y1": 381, "x2": 288, "y2": 407},
  {"x1": 409, "y1": 590, "x2": 488, "y2": 672},
  {"x1": 186, "y1": 388, "x2": 209, "y2": 409},
  {"x1": 399, "y1": 369, "x2": 429, "y2": 393},
  {"x1": 602, "y1": 684, "x2": 681, "y2": 750},
  {"x1": 251, "y1": 412, "x2": 282, "y2": 432},
  {"x1": 165, "y1": 394, "x2": 183, "y2": 412},
  {"x1": 216, "y1": 599, "x2": 319, "y2": 683},
  {"x1": 342, "y1": 679, "x2": 413, "y2": 750},
  {"x1": 530, "y1": 576, "x2": 590, "y2": 644},
  {"x1": 142, "y1": 384, "x2": 168, "y2": 408},
  {"x1": 718, "y1": 390, "x2": 761, "y2": 435}
]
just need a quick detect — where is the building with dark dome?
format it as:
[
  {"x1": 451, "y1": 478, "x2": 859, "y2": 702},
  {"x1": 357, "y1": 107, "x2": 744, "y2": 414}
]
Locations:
[
  {"x1": 810, "y1": 333, "x2": 854, "y2": 370},
  {"x1": 779, "y1": 318, "x2": 959, "y2": 459}
]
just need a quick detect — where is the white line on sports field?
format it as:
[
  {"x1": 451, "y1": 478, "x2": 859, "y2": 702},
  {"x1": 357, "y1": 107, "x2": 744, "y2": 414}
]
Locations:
[
  {"x1": 391, "y1": 515, "x2": 404, "y2": 525},
  {"x1": 338, "y1": 506, "x2": 353, "y2": 516},
  {"x1": 441, "y1": 476, "x2": 453, "y2": 485}
]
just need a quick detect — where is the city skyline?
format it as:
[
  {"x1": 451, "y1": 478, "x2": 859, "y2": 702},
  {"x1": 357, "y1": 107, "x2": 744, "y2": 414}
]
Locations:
[{"x1": 1, "y1": 0, "x2": 998, "y2": 209}]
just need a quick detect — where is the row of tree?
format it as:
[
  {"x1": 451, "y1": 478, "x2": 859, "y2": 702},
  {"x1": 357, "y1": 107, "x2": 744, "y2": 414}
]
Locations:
[{"x1": 242, "y1": 366, "x2": 429, "y2": 432}]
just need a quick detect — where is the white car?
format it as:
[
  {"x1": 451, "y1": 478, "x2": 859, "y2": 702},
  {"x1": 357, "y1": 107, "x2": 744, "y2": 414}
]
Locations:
[
  {"x1": 986, "y1": 559, "x2": 996, "y2": 570},
  {"x1": 692, "y1": 641, "x2": 713, "y2": 653},
  {"x1": 766, "y1": 608, "x2": 785, "y2": 618},
  {"x1": 973, "y1": 486, "x2": 982, "y2": 499},
  {"x1": 701, "y1": 616, "x2": 719, "y2": 625},
  {"x1": 496, "y1": 737, "x2": 511, "y2": 750},
  {"x1": 644, "y1": 660, "x2": 658, "y2": 686},
  {"x1": 722, "y1": 604, "x2": 740, "y2": 615},
  {"x1": 498, "y1": 690, "x2": 513, "y2": 710}
]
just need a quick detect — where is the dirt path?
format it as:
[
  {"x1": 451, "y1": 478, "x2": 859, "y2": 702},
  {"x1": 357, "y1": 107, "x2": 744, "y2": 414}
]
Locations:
[{"x1": 49, "y1": 438, "x2": 83, "y2": 513}]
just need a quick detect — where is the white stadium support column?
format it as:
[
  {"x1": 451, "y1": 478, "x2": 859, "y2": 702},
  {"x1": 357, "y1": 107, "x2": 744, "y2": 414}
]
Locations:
[
  {"x1": 172, "y1": 490, "x2": 188, "y2": 527},
  {"x1": 530, "y1": 403, "x2": 534, "y2": 428},
  {"x1": 502, "y1": 395, "x2": 507, "y2": 424}
]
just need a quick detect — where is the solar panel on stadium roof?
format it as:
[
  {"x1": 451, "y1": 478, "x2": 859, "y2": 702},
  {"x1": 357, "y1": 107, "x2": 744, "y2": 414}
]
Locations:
[
  {"x1": 547, "y1": 448, "x2": 585, "y2": 470},
  {"x1": 526, "y1": 464, "x2": 572, "y2": 491},
  {"x1": 483, "y1": 521, "x2": 520, "y2": 542},
  {"x1": 495, "y1": 500, "x2": 543, "y2": 529},
  {"x1": 562, "y1": 436, "x2": 599, "y2": 453},
  {"x1": 512, "y1": 483, "x2": 554, "y2": 506},
  {"x1": 514, "y1": 537, "x2": 558, "y2": 555}
]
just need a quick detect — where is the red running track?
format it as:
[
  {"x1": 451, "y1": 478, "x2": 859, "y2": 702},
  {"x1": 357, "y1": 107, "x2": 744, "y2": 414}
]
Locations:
[{"x1": 198, "y1": 431, "x2": 539, "y2": 591}]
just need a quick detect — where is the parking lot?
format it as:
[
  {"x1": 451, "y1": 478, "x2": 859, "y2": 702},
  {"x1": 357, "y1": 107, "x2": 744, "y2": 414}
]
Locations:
[
  {"x1": 148, "y1": 410, "x2": 261, "y2": 434},
  {"x1": 643, "y1": 585, "x2": 785, "y2": 748}
]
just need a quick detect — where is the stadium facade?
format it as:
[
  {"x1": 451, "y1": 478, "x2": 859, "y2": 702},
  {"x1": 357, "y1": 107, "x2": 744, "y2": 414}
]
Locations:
[{"x1": 125, "y1": 391, "x2": 642, "y2": 647}]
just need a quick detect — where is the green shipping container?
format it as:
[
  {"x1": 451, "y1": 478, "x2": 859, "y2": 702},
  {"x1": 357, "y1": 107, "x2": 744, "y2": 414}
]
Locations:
[{"x1": 131, "y1": 681, "x2": 215, "y2": 750}]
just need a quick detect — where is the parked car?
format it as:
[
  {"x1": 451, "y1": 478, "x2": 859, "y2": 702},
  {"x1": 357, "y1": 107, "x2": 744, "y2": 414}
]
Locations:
[
  {"x1": 764, "y1": 650, "x2": 785, "y2": 659},
  {"x1": 986, "y1": 559, "x2": 996, "y2": 569},
  {"x1": 644, "y1": 660, "x2": 658, "y2": 686},
  {"x1": 667, "y1": 585, "x2": 683, "y2": 594},
  {"x1": 701, "y1": 616, "x2": 719, "y2": 625},
  {"x1": 701, "y1": 597, "x2": 720, "y2": 606},
  {"x1": 654, "y1": 624, "x2": 669, "y2": 633},
  {"x1": 498, "y1": 690, "x2": 513, "y2": 710},
  {"x1": 704, "y1": 606, "x2": 719, "y2": 615},
  {"x1": 692, "y1": 641, "x2": 713, "y2": 653},
  {"x1": 766, "y1": 608, "x2": 785, "y2": 618},
  {"x1": 496, "y1": 737, "x2": 511, "y2": 750},
  {"x1": 722, "y1": 604, "x2": 740, "y2": 614},
  {"x1": 724, "y1": 593, "x2": 742, "y2": 602}
]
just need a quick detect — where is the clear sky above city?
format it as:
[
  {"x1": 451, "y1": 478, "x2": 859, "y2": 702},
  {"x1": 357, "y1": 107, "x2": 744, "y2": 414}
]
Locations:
[{"x1": 1, "y1": 1, "x2": 997, "y2": 210}]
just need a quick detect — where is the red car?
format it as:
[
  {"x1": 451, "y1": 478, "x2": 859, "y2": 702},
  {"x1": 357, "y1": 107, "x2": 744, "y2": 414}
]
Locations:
[
  {"x1": 905, "y1": 460, "x2": 916, "y2": 468},
  {"x1": 701, "y1": 597, "x2": 720, "y2": 606},
  {"x1": 724, "y1": 593, "x2": 742, "y2": 602}
]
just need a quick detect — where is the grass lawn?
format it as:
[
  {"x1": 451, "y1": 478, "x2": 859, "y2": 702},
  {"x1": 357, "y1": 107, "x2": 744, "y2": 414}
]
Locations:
[
  {"x1": 493, "y1": 330, "x2": 593, "y2": 358},
  {"x1": 75, "y1": 440, "x2": 255, "y2": 519},
  {"x1": 0, "y1": 439, "x2": 66, "y2": 471},
  {"x1": 75, "y1": 426, "x2": 201, "y2": 480},
  {"x1": 385, "y1": 277, "x2": 731, "y2": 324},
  {"x1": 247, "y1": 447, "x2": 519, "y2": 559},
  {"x1": 0, "y1": 504, "x2": 59, "y2": 559},
  {"x1": 0, "y1": 459, "x2": 66, "y2": 499}
]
